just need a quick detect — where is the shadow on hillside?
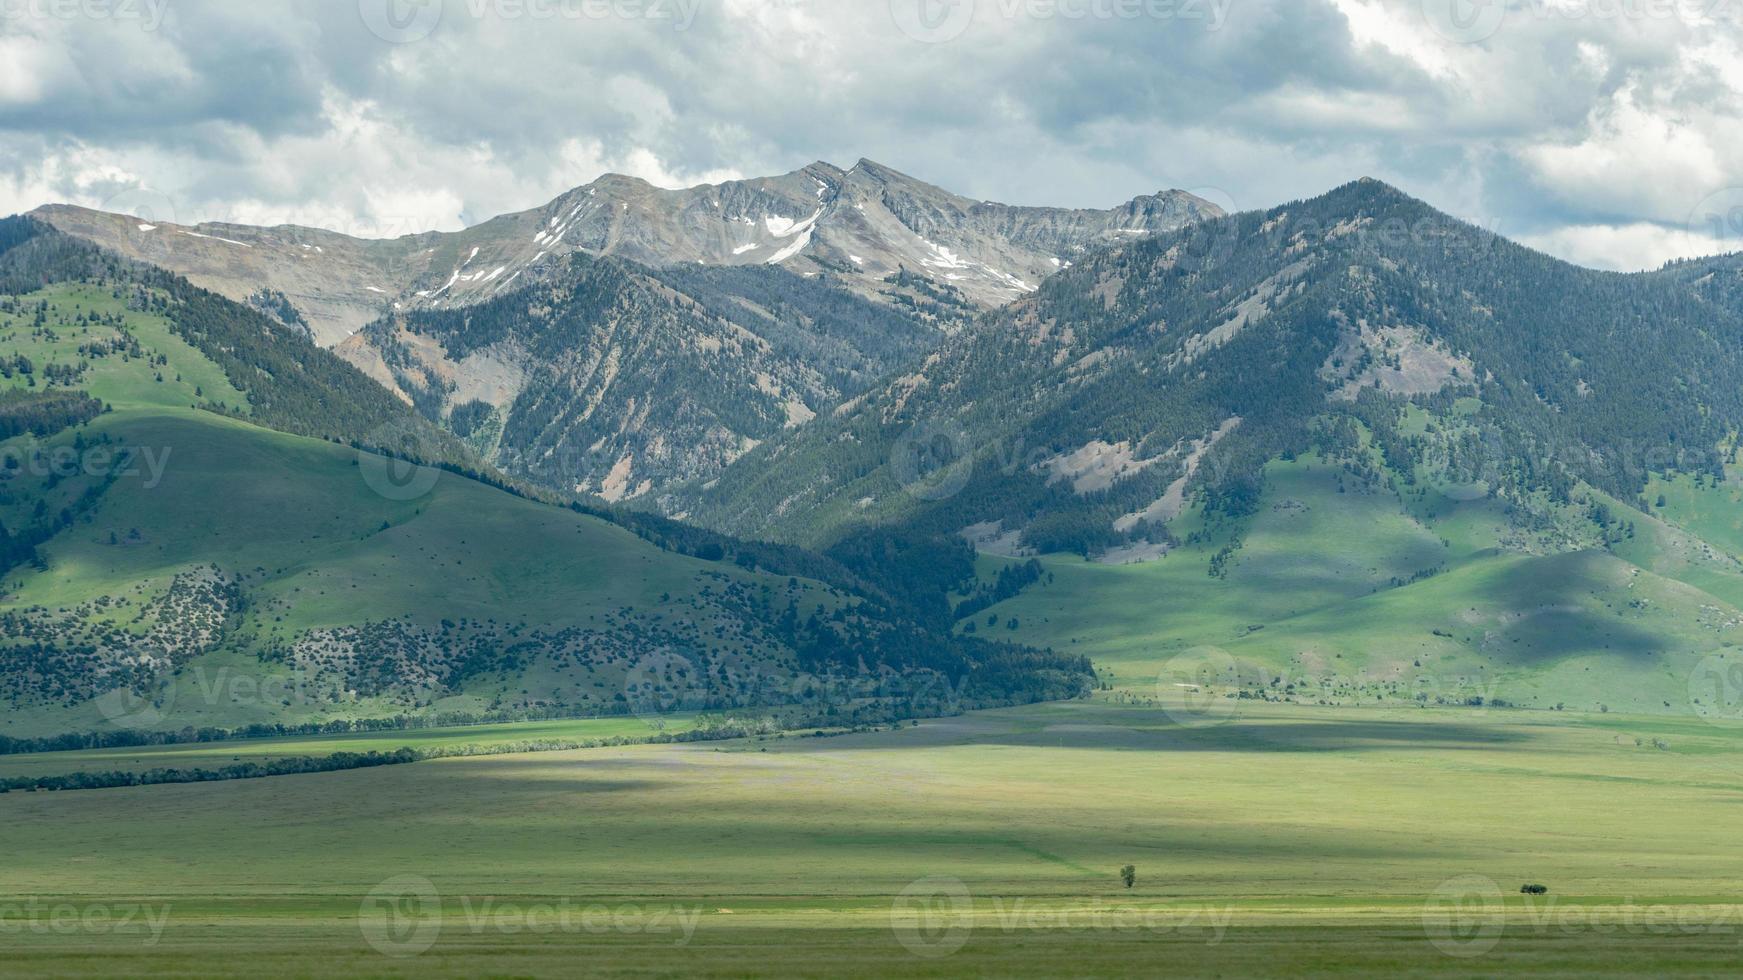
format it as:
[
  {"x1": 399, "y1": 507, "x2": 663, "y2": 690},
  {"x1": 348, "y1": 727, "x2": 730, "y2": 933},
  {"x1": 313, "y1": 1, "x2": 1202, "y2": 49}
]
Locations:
[
  {"x1": 766, "y1": 716, "x2": 1532, "y2": 755},
  {"x1": 1474, "y1": 552, "x2": 1666, "y2": 662}
]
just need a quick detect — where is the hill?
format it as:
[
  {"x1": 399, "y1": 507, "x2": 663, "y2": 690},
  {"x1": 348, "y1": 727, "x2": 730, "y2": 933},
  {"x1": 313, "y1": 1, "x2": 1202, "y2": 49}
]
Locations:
[
  {"x1": 0, "y1": 224, "x2": 1090, "y2": 739},
  {"x1": 673, "y1": 179, "x2": 1743, "y2": 716}
]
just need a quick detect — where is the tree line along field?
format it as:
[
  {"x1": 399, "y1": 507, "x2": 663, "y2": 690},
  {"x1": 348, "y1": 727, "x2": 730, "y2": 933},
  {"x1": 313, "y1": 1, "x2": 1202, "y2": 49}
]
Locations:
[
  {"x1": 0, "y1": 714, "x2": 694, "y2": 780},
  {"x1": 3, "y1": 697, "x2": 1743, "y2": 977}
]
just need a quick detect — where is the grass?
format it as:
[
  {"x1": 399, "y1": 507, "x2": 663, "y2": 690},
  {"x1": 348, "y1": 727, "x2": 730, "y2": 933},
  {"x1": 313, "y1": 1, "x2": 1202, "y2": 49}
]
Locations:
[
  {"x1": 4, "y1": 697, "x2": 1743, "y2": 976},
  {"x1": 0, "y1": 281, "x2": 870, "y2": 737},
  {"x1": 0, "y1": 714, "x2": 695, "y2": 779},
  {"x1": 0, "y1": 406, "x2": 844, "y2": 736},
  {"x1": 0, "y1": 282, "x2": 245, "y2": 414},
  {"x1": 0, "y1": 281, "x2": 887, "y2": 738},
  {"x1": 964, "y1": 453, "x2": 1743, "y2": 717},
  {"x1": 7, "y1": 289, "x2": 1743, "y2": 975}
]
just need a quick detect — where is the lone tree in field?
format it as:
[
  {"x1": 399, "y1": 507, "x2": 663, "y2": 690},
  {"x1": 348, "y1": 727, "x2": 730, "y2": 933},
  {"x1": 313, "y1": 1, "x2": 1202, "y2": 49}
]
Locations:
[{"x1": 1120, "y1": 865, "x2": 1136, "y2": 889}]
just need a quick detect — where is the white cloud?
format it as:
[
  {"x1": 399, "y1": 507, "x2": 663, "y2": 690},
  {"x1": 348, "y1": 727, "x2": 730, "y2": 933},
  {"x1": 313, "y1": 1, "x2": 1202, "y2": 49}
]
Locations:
[
  {"x1": 0, "y1": 0, "x2": 1739, "y2": 271},
  {"x1": 1522, "y1": 83, "x2": 1724, "y2": 225},
  {"x1": 1518, "y1": 222, "x2": 1739, "y2": 272}
]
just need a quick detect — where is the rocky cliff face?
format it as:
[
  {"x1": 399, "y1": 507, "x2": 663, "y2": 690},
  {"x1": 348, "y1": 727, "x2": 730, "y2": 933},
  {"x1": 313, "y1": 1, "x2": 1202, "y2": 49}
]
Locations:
[{"x1": 33, "y1": 160, "x2": 1222, "y2": 346}]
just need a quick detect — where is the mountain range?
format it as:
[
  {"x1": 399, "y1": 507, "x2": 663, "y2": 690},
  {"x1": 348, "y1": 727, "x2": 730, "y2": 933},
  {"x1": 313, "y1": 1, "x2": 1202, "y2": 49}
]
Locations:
[
  {"x1": 33, "y1": 161, "x2": 1219, "y2": 499},
  {"x1": 8, "y1": 164, "x2": 1743, "y2": 736}
]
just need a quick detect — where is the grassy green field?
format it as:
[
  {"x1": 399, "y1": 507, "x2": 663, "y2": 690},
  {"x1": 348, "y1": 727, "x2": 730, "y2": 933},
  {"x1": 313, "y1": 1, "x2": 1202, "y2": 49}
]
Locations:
[
  {"x1": 4, "y1": 697, "x2": 1742, "y2": 976},
  {"x1": 8, "y1": 276, "x2": 1743, "y2": 976},
  {"x1": 0, "y1": 714, "x2": 693, "y2": 779},
  {"x1": 0, "y1": 403, "x2": 857, "y2": 735},
  {"x1": 962, "y1": 452, "x2": 1743, "y2": 720}
]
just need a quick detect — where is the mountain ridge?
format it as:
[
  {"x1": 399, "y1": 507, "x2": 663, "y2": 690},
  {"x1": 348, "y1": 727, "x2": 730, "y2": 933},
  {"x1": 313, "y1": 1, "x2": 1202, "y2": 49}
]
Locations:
[{"x1": 31, "y1": 160, "x2": 1222, "y2": 345}]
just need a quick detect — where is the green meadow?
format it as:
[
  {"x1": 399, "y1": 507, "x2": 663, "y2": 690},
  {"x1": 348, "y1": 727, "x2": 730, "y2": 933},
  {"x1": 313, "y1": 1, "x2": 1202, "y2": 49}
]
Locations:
[
  {"x1": 0, "y1": 714, "x2": 692, "y2": 779},
  {"x1": 7, "y1": 284, "x2": 1743, "y2": 976},
  {"x1": 4, "y1": 697, "x2": 1743, "y2": 976},
  {"x1": 966, "y1": 453, "x2": 1743, "y2": 720}
]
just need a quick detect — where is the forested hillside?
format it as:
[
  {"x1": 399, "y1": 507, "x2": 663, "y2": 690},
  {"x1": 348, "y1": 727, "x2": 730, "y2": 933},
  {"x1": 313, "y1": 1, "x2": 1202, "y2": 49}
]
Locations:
[
  {"x1": 0, "y1": 225, "x2": 1091, "y2": 739},
  {"x1": 682, "y1": 179, "x2": 1743, "y2": 553},
  {"x1": 666, "y1": 180, "x2": 1743, "y2": 717},
  {"x1": 347, "y1": 253, "x2": 940, "y2": 501}
]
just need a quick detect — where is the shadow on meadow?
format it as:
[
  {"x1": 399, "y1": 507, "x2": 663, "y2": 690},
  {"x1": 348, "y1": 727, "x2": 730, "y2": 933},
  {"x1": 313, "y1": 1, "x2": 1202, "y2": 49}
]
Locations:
[
  {"x1": 1468, "y1": 551, "x2": 1669, "y2": 664},
  {"x1": 763, "y1": 713, "x2": 1534, "y2": 755}
]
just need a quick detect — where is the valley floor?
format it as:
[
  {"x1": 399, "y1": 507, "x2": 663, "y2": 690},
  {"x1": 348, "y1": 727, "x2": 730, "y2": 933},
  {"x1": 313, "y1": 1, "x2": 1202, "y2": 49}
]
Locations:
[{"x1": 5, "y1": 697, "x2": 1743, "y2": 977}]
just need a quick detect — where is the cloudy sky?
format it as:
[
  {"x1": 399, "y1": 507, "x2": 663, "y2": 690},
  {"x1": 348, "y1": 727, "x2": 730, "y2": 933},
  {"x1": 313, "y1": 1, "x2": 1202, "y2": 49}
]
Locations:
[{"x1": 2, "y1": 0, "x2": 1740, "y2": 270}]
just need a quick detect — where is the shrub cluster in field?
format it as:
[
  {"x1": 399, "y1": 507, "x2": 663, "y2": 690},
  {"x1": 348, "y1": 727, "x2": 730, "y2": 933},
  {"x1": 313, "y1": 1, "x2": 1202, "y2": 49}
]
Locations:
[
  {"x1": 0, "y1": 388, "x2": 104, "y2": 440},
  {"x1": 0, "y1": 566, "x2": 237, "y2": 706}
]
